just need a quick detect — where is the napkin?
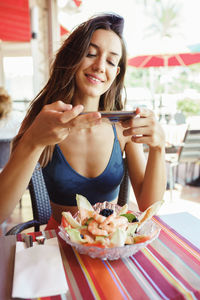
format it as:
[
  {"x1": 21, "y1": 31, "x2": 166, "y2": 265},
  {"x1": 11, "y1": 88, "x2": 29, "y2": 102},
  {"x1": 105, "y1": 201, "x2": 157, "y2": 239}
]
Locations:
[{"x1": 12, "y1": 237, "x2": 67, "y2": 299}]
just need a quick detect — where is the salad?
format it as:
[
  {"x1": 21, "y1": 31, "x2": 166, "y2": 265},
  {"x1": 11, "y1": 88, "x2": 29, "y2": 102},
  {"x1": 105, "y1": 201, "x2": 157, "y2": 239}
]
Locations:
[{"x1": 60, "y1": 195, "x2": 163, "y2": 249}]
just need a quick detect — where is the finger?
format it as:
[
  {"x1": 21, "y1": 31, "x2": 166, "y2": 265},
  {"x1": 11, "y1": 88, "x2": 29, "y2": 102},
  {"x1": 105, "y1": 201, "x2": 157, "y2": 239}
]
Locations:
[
  {"x1": 78, "y1": 112, "x2": 101, "y2": 124},
  {"x1": 120, "y1": 108, "x2": 139, "y2": 127},
  {"x1": 59, "y1": 104, "x2": 84, "y2": 123},
  {"x1": 43, "y1": 100, "x2": 73, "y2": 112},
  {"x1": 68, "y1": 111, "x2": 102, "y2": 129},
  {"x1": 122, "y1": 116, "x2": 150, "y2": 129},
  {"x1": 131, "y1": 135, "x2": 149, "y2": 144},
  {"x1": 122, "y1": 110, "x2": 156, "y2": 129},
  {"x1": 123, "y1": 126, "x2": 152, "y2": 137},
  {"x1": 138, "y1": 108, "x2": 155, "y2": 118}
]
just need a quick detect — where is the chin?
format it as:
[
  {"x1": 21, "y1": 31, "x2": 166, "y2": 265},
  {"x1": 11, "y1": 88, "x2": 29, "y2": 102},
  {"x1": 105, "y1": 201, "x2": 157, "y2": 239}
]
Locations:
[
  {"x1": 84, "y1": 89, "x2": 103, "y2": 98},
  {"x1": 77, "y1": 84, "x2": 107, "y2": 99}
]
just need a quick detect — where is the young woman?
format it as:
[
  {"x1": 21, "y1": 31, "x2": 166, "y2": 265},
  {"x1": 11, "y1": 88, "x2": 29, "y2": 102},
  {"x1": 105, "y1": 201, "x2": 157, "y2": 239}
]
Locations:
[{"x1": 0, "y1": 13, "x2": 166, "y2": 228}]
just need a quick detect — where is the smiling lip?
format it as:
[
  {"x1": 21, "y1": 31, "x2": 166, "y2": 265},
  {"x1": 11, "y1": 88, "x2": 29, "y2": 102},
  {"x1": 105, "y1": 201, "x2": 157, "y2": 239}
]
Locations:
[{"x1": 86, "y1": 74, "x2": 104, "y2": 84}]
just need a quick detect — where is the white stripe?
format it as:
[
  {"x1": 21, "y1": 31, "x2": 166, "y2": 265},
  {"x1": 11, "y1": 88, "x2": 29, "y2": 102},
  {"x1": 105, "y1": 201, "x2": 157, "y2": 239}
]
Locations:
[
  {"x1": 124, "y1": 256, "x2": 165, "y2": 300},
  {"x1": 144, "y1": 247, "x2": 198, "y2": 300},
  {"x1": 131, "y1": 255, "x2": 170, "y2": 300}
]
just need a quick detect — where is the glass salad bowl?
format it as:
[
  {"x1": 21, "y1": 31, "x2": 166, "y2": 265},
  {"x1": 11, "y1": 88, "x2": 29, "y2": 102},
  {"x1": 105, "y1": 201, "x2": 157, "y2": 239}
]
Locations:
[{"x1": 58, "y1": 202, "x2": 161, "y2": 260}]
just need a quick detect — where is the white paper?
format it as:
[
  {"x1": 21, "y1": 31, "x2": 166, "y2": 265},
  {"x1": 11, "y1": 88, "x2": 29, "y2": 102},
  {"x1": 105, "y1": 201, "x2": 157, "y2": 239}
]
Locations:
[{"x1": 12, "y1": 237, "x2": 67, "y2": 298}]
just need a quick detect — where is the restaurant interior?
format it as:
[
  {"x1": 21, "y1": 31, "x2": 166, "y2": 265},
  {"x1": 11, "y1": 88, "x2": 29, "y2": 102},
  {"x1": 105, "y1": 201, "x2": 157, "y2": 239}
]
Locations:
[{"x1": 0, "y1": 1, "x2": 200, "y2": 299}]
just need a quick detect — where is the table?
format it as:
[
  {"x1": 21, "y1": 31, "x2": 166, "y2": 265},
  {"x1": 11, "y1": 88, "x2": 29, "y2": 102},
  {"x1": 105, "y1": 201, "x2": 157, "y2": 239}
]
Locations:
[
  {"x1": 162, "y1": 124, "x2": 188, "y2": 148},
  {"x1": 0, "y1": 214, "x2": 200, "y2": 300}
]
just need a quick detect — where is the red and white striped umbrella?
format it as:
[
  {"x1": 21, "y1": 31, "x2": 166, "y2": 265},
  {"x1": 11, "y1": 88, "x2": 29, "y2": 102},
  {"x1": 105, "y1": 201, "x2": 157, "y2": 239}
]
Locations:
[
  {"x1": 128, "y1": 52, "x2": 200, "y2": 68},
  {"x1": 128, "y1": 37, "x2": 200, "y2": 68}
]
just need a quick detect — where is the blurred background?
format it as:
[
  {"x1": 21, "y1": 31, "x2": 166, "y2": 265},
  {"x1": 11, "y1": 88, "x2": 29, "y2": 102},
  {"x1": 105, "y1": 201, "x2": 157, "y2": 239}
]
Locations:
[{"x1": 1, "y1": 0, "x2": 200, "y2": 125}]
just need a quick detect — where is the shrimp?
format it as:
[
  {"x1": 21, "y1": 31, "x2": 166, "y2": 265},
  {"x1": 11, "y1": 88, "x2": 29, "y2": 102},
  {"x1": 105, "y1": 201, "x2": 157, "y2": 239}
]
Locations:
[
  {"x1": 92, "y1": 211, "x2": 106, "y2": 223},
  {"x1": 100, "y1": 214, "x2": 126, "y2": 228},
  {"x1": 100, "y1": 212, "x2": 116, "y2": 227},
  {"x1": 83, "y1": 234, "x2": 95, "y2": 244},
  {"x1": 100, "y1": 215, "x2": 128, "y2": 233},
  {"x1": 100, "y1": 223, "x2": 115, "y2": 234},
  {"x1": 88, "y1": 220, "x2": 108, "y2": 236}
]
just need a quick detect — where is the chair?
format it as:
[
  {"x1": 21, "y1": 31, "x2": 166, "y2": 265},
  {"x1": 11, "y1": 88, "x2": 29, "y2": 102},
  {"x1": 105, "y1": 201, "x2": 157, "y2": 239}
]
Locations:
[
  {"x1": 5, "y1": 159, "x2": 130, "y2": 235},
  {"x1": 0, "y1": 139, "x2": 12, "y2": 235},
  {"x1": 0, "y1": 138, "x2": 23, "y2": 209},
  {"x1": 0, "y1": 138, "x2": 12, "y2": 169},
  {"x1": 174, "y1": 112, "x2": 186, "y2": 125},
  {"x1": 166, "y1": 128, "x2": 200, "y2": 200}
]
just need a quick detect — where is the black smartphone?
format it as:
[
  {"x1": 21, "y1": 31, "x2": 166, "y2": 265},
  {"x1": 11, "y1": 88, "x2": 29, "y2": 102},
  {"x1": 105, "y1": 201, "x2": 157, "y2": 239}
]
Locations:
[{"x1": 80, "y1": 110, "x2": 137, "y2": 122}]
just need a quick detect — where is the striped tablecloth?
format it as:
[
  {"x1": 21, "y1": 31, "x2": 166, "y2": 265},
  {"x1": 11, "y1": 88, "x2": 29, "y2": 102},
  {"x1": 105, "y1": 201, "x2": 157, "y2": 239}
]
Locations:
[{"x1": 17, "y1": 216, "x2": 200, "y2": 300}]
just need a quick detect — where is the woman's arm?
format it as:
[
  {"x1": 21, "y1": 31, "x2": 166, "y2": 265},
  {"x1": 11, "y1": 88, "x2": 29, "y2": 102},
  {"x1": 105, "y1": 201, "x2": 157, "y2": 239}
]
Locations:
[
  {"x1": 122, "y1": 107, "x2": 166, "y2": 211},
  {"x1": 0, "y1": 101, "x2": 101, "y2": 224}
]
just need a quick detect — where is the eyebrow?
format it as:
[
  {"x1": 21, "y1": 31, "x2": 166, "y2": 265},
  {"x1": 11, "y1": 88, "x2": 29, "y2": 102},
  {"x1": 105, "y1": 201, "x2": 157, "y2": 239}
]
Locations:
[{"x1": 89, "y1": 42, "x2": 120, "y2": 57}]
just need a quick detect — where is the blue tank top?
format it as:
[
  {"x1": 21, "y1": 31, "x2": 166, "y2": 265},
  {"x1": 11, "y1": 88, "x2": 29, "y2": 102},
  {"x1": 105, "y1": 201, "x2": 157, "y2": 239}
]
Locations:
[{"x1": 42, "y1": 125, "x2": 124, "y2": 206}]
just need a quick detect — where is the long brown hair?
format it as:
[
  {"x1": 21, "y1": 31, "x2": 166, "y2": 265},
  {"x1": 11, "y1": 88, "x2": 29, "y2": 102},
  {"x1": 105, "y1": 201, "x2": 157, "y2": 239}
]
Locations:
[{"x1": 13, "y1": 13, "x2": 127, "y2": 167}]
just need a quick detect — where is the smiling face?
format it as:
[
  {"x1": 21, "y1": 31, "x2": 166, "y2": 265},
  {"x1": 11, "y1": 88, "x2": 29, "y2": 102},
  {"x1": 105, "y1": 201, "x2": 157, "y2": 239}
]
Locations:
[{"x1": 74, "y1": 29, "x2": 122, "y2": 105}]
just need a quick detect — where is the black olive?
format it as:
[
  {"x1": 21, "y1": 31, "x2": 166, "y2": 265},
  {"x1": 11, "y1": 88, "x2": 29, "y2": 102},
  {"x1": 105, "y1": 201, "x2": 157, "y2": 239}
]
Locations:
[{"x1": 99, "y1": 208, "x2": 114, "y2": 217}]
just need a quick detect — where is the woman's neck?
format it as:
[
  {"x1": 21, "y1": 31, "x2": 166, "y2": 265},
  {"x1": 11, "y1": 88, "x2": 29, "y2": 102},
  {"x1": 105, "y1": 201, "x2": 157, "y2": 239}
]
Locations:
[{"x1": 72, "y1": 94, "x2": 99, "y2": 112}]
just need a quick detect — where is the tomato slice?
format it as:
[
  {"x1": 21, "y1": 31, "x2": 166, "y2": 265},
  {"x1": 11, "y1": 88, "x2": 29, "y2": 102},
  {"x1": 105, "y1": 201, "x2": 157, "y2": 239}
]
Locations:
[
  {"x1": 61, "y1": 215, "x2": 70, "y2": 228},
  {"x1": 133, "y1": 235, "x2": 151, "y2": 244},
  {"x1": 85, "y1": 242, "x2": 106, "y2": 248}
]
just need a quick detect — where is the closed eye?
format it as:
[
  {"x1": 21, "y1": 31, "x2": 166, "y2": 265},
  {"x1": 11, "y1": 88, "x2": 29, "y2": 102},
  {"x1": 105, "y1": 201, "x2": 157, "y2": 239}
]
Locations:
[
  {"x1": 87, "y1": 53, "x2": 96, "y2": 57},
  {"x1": 87, "y1": 53, "x2": 116, "y2": 66},
  {"x1": 107, "y1": 60, "x2": 116, "y2": 67}
]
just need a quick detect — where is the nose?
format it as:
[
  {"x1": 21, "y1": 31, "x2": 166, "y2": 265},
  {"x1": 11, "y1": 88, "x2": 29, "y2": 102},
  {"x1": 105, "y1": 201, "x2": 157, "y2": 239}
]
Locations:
[{"x1": 93, "y1": 57, "x2": 106, "y2": 73}]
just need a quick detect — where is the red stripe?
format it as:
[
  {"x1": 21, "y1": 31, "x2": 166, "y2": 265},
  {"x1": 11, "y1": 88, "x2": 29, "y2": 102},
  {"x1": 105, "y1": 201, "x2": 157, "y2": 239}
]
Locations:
[
  {"x1": 159, "y1": 231, "x2": 200, "y2": 275},
  {"x1": 17, "y1": 234, "x2": 23, "y2": 241},
  {"x1": 148, "y1": 244, "x2": 198, "y2": 293},
  {"x1": 131, "y1": 250, "x2": 183, "y2": 300},
  {"x1": 60, "y1": 240, "x2": 95, "y2": 299},
  {"x1": 154, "y1": 217, "x2": 200, "y2": 254},
  {"x1": 62, "y1": 263, "x2": 76, "y2": 300},
  {"x1": 30, "y1": 231, "x2": 43, "y2": 242},
  {"x1": 80, "y1": 255, "x2": 107, "y2": 299},
  {"x1": 52, "y1": 296, "x2": 62, "y2": 300},
  {"x1": 58, "y1": 237, "x2": 79, "y2": 300},
  {"x1": 80, "y1": 255, "x2": 126, "y2": 300},
  {"x1": 109, "y1": 259, "x2": 150, "y2": 299},
  {"x1": 194, "y1": 291, "x2": 200, "y2": 299}
]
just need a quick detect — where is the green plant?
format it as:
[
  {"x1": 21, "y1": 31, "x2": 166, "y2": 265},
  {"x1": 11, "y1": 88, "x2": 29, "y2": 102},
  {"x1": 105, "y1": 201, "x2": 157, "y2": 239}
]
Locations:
[{"x1": 177, "y1": 99, "x2": 200, "y2": 116}]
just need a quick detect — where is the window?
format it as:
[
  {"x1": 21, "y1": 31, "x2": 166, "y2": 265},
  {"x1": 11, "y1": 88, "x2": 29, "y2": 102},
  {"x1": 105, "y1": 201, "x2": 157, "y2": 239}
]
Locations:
[{"x1": 3, "y1": 56, "x2": 33, "y2": 100}]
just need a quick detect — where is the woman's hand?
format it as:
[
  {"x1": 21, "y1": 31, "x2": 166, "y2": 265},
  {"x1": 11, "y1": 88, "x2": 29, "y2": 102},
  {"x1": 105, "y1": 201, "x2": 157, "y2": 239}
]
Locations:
[
  {"x1": 122, "y1": 107, "x2": 167, "y2": 211},
  {"x1": 23, "y1": 101, "x2": 101, "y2": 148},
  {"x1": 121, "y1": 107, "x2": 165, "y2": 150}
]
